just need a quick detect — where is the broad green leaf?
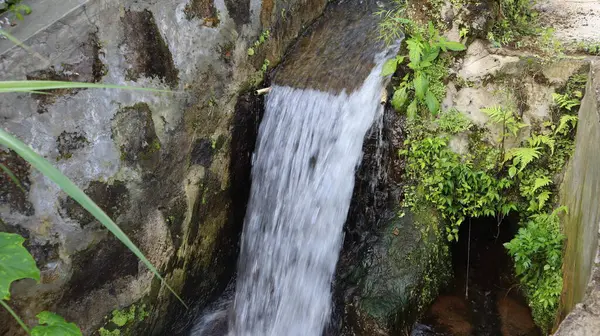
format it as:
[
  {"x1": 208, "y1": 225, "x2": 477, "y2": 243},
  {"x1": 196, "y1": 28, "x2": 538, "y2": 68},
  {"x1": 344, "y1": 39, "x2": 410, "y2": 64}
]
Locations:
[
  {"x1": 509, "y1": 166, "x2": 517, "y2": 178},
  {"x1": 0, "y1": 232, "x2": 40, "y2": 300},
  {"x1": 422, "y1": 48, "x2": 440, "y2": 64},
  {"x1": 0, "y1": 128, "x2": 187, "y2": 308},
  {"x1": 381, "y1": 59, "x2": 398, "y2": 77},
  {"x1": 425, "y1": 89, "x2": 440, "y2": 115},
  {"x1": 0, "y1": 81, "x2": 171, "y2": 93},
  {"x1": 31, "y1": 311, "x2": 82, "y2": 336},
  {"x1": 407, "y1": 99, "x2": 418, "y2": 119},
  {"x1": 441, "y1": 40, "x2": 467, "y2": 51},
  {"x1": 391, "y1": 87, "x2": 408, "y2": 111},
  {"x1": 406, "y1": 39, "x2": 422, "y2": 65},
  {"x1": 413, "y1": 73, "x2": 428, "y2": 100}
]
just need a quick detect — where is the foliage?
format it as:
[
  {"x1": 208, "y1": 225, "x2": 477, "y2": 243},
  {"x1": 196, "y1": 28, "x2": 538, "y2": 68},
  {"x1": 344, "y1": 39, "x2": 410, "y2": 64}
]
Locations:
[
  {"x1": 0, "y1": 232, "x2": 81, "y2": 335},
  {"x1": 30, "y1": 312, "x2": 82, "y2": 336},
  {"x1": 505, "y1": 207, "x2": 566, "y2": 331},
  {"x1": 490, "y1": 0, "x2": 539, "y2": 46},
  {"x1": 247, "y1": 29, "x2": 270, "y2": 56},
  {"x1": 401, "y1": 133, "x2": 515, "y2": 241},
  {"x1": 0, "y1": 0, "x2": 31, "y2": 21},
  {"x1": 401, "y1": 96, "x2": 579, "y2": 330},
  {"x1": 0, "y1": 233, "x2": 40, "y2": 300},
  {"x1": 435, "y1": 108, "x2": 472, "y2": 135},
  {"x1": 552, "y1": 92, "x2": 580, "y2": 112},
  {"x1": 482, "y1": 106, "x2": 526, "y2": 140},
  {"x1": 384, "y1": 22, "x2": 465, "y2": 117}
]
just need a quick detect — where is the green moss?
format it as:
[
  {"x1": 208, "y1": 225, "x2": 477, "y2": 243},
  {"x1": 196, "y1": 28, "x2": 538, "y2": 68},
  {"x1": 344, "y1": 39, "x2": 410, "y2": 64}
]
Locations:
[
  {"x1": 99, "y1": 328, "x2": 120, "y2": 336},
  {"x1": 98, "y1": 304, "x2": 149, "y2": 336}
]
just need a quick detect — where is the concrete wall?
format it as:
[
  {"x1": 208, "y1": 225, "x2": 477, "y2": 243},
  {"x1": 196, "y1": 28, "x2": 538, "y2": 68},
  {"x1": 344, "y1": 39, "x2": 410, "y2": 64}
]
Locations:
[
  {"x1": 555, "y1": 60, "x2": 600, "y2": 335},
  {"x1": 0, "y1": 0, "x2": 326, "y2": 334}
]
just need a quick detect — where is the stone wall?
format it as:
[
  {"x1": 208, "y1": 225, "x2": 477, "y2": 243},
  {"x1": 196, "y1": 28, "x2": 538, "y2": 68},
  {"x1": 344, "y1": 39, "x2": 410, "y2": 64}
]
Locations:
[
  {"x1": 0, "y1": 0, "x2": 326, "y2": 334},
  {"x1": 554, "y1": 60, "x2": 600, "y2": 336}
]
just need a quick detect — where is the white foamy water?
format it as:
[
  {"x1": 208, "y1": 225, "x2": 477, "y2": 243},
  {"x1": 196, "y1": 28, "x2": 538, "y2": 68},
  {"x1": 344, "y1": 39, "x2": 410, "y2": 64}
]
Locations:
[{"x1": 190, "y1": 43, "x2": 400, "y2": 336}]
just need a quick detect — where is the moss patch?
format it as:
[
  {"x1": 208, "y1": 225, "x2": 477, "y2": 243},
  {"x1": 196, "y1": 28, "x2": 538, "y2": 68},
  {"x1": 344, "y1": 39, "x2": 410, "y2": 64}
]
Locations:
[
  {"x1": 0, "y1": 149, "x2": 33, "y2": 215},
  {"x1": 56, "y1": 131, "x2": 89, "y2": 161},
  {"x1": 121, "y1": 10, "x2": 179, "y2": 87},
  {"x1": 62, "y1": 180, "x2": 130, "y2": 228},
  {"x1": 184, "y1": 0, "x2": 220, "y2": 27},
  {"x1": 111, "y1": 102, "x2": 161, "y2": 170}
]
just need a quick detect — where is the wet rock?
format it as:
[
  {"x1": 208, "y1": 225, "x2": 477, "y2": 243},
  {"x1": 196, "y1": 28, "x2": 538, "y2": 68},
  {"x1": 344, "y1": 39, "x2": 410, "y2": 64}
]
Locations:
[
  {"x1": 111, "y1": 103, "x2": 161, "y2": 170},
  {"x1": 64, "y1": 234, "x2": 139, "y2": 302},
  {"x1": 25, "y1": 32, "x2": 106, "y2": 114},
  {"x1": 184, "y1": 0, "x2": 220, "y2": 27},
  {"x1": 191, "y1": 138, "x2": 214, "y2": 167},
  {"x1": 0, "y1": 150, "x2": 33, "y2": 215},
  {"x1": 224, "y1": 0, "x2": 250, "y2": 28},
  {"x1": 56, "y1": 131, "x2": 89, "y2": 160},
  {"x1": 0, "y1": 0, "x2": 328, "y2": 334},
  {"x1": 62, "y1": 180, "x2": 130, "y2": 228},
  {"x1": 121, "y1": 9, "x2": 179, "y2": 88}
]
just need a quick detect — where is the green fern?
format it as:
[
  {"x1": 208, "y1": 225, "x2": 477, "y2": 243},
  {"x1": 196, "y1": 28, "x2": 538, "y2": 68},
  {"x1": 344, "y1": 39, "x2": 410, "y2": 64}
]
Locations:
[
  {"x1": 532, "y1": 176, "x2": 552, "y2": 193},
  {"x1": 538, "y1": 191, "x2": 551, "y2": 210},
  {"x1": 528, "y1": 134, "x2": 555, "y2": 155},
  {"x1": 482, "y1": 106, "x2": 526, "y2": 138},
  {"x1": 506, "y1": 147, "x2": 542, "y2": 172},
  {"x1": 552, "y1": 92, "x2": 580, "y2": 111},
  {"x1": 555, "y1": 115, "x2": 578, "y2": 136}
]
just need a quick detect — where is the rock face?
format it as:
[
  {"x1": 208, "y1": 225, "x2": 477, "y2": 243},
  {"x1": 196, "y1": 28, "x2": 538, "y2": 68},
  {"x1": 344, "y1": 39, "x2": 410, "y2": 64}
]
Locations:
[
  {"x1": 333, "y1": 107, "x2": 451, "y2": 336},
  {"x1": 554, "y1": 61, "x2": 600, "y2": 336},
  {"x1": 0, "y1": 0, "x2": 326, "y2": 334}
]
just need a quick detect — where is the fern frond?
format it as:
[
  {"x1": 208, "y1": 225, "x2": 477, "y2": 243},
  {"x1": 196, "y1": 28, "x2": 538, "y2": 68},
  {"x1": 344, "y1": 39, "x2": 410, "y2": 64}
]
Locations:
[
  {"x1": 505, "y1": 147, "x2": 542, "y2": 171},
  {"x1": 533, "y1": 176, "x2": 552, "y2": 192},
  {"x1": 528, "y1": 134, "x2": 555, "y2": 155},
  {"x1": 538, "y1": 191, "x2": 551, "y2": 210},
  {"x1": 555, "y1": 115, "x2": 578, "y2": 136},
  {"x1": 552, "y1": 92, "x2": 580, "y2": 111},
  {"x1": 482, "y1": 106, "x2": 510, "y2": 124}
]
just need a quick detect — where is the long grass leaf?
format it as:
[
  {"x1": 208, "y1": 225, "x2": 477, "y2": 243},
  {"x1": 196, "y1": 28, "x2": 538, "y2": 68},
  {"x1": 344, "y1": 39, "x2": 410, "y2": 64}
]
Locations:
[
  {"x1": 0, "y1": 300, "x2": 31, "y2": 334},
  {"x1": 0, "y1": 128, "x2": 188, "y2": 308},
  {"x1": 0, "y1": 80, "x2": 172, "y2": 93},
  {"x1": 0, "y1": 29, "x2": 48, "y2": 66},
  {"x1": 0, "y1": 163, "x2": 26, "y2": 193}
]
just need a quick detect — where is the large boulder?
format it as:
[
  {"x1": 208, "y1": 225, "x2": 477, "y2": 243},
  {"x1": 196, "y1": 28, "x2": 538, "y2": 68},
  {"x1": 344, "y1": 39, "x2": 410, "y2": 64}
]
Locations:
[{"x1": 0, "y1": 0, "x2": 326, "y2": 334}]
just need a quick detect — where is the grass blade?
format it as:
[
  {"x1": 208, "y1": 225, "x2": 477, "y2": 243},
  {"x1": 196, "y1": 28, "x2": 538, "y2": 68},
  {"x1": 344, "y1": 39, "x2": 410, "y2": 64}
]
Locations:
[
  {"x1": 0, "y1": 300, "x2": 31, "y2": 334},
  {"x1": 0, "y1": 80, "x2": 172, "y2": 93},
  {"x1": 0, "y1": 128, "x2": 188, "y2": 308},
  {"x1": 0, "y1": 163, "x2": 26, "y2": 193},
  {"x1": 0, "y1": 29, "x2": 49, "y2": 66}
]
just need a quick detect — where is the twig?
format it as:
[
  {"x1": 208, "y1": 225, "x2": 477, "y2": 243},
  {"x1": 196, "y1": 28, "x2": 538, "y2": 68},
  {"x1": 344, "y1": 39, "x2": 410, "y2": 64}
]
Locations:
[
  {"x1": 380, "y1": 89, "x2": 388, "y2": 105},
  {"x1": 256, "y1": 87, "x2": 271, "y2": 95},
  {"x1": 465, "y1": 218, "x2": 472, "y2": 300}
]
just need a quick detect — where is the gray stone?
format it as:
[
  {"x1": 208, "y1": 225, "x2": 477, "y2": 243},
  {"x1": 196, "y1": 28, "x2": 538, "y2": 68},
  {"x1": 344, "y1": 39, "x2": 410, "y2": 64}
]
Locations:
[
  {"x1": 0, "y1": 0, "x2": 327, "y2": 334},
  {"x1": 555, "y1": 60, "x2": 600, "y2": 336}
]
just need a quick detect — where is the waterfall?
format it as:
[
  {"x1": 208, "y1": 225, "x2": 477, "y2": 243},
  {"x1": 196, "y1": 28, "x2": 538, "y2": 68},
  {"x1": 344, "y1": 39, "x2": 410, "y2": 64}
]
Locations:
[{"x1": 228, "y1": 51, "x2": 395, "y2": 336}]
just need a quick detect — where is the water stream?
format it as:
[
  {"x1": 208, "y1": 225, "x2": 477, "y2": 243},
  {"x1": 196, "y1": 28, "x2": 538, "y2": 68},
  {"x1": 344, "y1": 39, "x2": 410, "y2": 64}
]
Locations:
[
  {"x1": 230, "y1": 54, "x2": 394, "y2": 336},
  {"x1": 190, "y1": 45, "x2": 398, "y2": 336}
]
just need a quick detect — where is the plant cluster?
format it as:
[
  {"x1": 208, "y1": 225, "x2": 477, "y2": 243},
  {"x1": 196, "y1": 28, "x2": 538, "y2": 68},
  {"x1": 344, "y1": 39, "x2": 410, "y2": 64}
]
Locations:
[
  {"x1": 247, "y1": 29, "x2": 270, "y2": 56},
  {"x1": 488, "y1": 0, "x2": 539, "y2": 46},
  {"x1": 504, "y1": 208, "x2": 566, "y2": 331},
  {"x1": 0, "y1": 0, "x2": 31, "y2": 21},
  {"x1": 399, "y1": 80, "x2": 582, "y2": 330},
  {"x1": 0, "y1": 232, "x2": 82, "y2": 335},
  {"x1": 383, "y1": 22, "x2": 465, "y2": 118}
]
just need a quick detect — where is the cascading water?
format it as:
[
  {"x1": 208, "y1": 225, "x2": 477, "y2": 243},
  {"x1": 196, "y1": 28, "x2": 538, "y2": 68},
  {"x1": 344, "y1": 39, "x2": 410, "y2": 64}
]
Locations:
[{"x1": 228, "y1": 50, "x2": 397, "y2": 336}]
